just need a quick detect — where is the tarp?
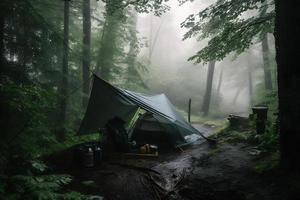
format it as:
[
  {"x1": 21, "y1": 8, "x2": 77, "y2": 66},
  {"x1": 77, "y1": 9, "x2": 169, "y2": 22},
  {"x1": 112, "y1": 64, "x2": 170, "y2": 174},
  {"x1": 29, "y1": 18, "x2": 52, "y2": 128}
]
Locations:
[{"x1": 78, "y1": 74, "x2": 204, "y2": 147}]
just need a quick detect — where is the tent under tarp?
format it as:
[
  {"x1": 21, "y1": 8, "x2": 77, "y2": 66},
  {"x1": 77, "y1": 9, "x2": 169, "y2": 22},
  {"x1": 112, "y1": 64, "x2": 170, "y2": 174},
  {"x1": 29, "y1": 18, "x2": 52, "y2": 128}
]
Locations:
[{"x1": 78, "y1": 74, "x2": 205, "y2": 148}]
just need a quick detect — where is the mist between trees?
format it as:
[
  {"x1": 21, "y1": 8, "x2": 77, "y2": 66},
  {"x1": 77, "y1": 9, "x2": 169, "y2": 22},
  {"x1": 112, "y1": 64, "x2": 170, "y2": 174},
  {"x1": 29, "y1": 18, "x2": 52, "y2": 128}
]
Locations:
[
  {"x1": 6, "y1": 0, "x2": 300, "y2": 199},
  {"x1": 0, "y1": 0, "x2": 276, "y2": 141}
]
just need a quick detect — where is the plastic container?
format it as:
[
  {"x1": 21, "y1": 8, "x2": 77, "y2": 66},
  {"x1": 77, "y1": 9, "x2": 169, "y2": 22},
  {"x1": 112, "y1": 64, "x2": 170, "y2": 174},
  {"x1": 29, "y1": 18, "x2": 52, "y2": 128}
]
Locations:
[{"x1": 93, "y1": 146, "x2": 102, "y2": 165}]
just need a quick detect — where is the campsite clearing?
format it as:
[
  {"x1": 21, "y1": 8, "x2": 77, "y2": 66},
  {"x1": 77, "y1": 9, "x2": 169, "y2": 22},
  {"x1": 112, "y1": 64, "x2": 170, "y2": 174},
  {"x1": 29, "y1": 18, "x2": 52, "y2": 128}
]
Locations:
[{"x1": 48, "y1": 124, "x2": 300, "y2": 200}]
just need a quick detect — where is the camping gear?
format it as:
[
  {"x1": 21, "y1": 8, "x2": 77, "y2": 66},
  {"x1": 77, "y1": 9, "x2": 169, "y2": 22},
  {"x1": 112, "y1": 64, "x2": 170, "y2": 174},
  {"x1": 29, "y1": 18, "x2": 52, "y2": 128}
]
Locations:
[
  {"x1": 82, "y1": 147, "x2": 94, "y2": 167},
  {"x1": 74, "y1": 142, "x2": 102, "y2": 167},
  {"x1": 139, "y1": 144, "x2": 157, "y2": 154},
  {"x1": 93, "y1": 146, "x2": 102, "y2": 165},
  {"x1": 105, "y1": 117, "x2": 129, "y2": 152},
  {"x1": 252, "y1": 105, "x2": 268, "y2": 134},
  {"x1": 78, "y1": 74, "x2": 206, "y2": 149}
]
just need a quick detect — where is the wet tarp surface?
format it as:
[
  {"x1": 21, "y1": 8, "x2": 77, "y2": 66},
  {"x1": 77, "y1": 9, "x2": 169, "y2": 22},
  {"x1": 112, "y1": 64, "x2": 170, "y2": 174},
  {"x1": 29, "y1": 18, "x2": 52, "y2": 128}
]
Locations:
[{"x1": 78, "y1": 75, "x2": 202, "y2": 147}]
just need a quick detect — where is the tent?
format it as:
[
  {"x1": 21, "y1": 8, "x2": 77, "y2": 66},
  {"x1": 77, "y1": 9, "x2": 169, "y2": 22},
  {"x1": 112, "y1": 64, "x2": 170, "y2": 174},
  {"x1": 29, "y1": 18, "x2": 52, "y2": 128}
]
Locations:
[{"x1": 78, "y1": 74, "x2": 205, "y2": 148}]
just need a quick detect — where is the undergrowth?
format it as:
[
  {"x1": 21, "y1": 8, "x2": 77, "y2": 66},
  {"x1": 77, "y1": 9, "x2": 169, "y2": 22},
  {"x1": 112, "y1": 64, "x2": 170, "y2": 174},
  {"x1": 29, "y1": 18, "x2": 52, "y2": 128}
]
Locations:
[{"x1": 0, "y1": 82, "x2": 98, "y2": 199}]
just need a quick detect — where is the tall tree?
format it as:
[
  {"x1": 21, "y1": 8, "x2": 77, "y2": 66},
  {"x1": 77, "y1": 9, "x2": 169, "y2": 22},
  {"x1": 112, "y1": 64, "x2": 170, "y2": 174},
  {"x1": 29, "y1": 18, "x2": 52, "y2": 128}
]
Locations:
[
  {"x1": 126, "y1": 10, "x2": 140, "y2": 86},
  {"x1": 232, "y1": 85, "x2": 244, "y2": 105},
  {"x1": 148, "y1": 17, "x2": 164, "y2": 62},
  {"x1": 274, "y1": 0, "x2": 300, "y2": 168},
  {"x1": 0, "y1": 12, "x2": 4, "y2": 68},
  {"x1": 95, "y1": 0, "x2": 124, "y2": 80},
  {"x1": 248, "y1": 63, "x2": 253, "y2": 105},
  {"x1": 127, "y1": 9, "x2": 138, "y2": 73},
  {"x1": 82, "y1": 0, "x2": 91, "y2": 107},
  {"x1": 58, "y1": 0, "x2": 70, "y2": 140},
  {"x1": 245, "y1": 53, "x2": 254, "y2": 105},
  {"x1": 217, "y1": 66, "x2": 223, "y2": 93},
  {"x1": 201, "y1": 60, "x2": 216, "y2": 116},
  {"x1": 261, "y1": 34, "x2": 273, "y2": 90},
  {"x1": 181, "y1": 0, "x2": 274, "y2": 63}
]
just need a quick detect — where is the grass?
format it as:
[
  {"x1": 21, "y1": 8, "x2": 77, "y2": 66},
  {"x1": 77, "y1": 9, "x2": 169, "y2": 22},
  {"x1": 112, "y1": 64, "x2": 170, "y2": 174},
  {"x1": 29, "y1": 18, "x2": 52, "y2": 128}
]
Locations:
[{"x1": 177, "y1": 109, "x2": 228, "y2": 126}]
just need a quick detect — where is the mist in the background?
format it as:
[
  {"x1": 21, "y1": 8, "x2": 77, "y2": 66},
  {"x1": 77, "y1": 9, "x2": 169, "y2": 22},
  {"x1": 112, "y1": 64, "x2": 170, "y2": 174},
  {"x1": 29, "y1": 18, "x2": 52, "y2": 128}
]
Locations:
[{"x1": 133, "y1": 1, "x2": 274, "y2": 118}]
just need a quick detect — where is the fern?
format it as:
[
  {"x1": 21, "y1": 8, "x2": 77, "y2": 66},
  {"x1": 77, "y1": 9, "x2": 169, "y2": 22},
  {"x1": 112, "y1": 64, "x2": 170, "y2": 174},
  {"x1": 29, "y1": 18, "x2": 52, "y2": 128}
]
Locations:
[{"x1": 3, "y1": 174, "x2": 88, "y2": 200}]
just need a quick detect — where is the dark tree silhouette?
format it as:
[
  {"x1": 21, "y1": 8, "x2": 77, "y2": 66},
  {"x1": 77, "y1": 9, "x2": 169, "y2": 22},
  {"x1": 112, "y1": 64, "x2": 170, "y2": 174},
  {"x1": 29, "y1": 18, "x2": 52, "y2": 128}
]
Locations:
[
  {"x1": 82, "y1": 0, "x2": 91, "y2": 107},
  {"x1": 201, "y1": 60, "x2": 216, "y2": 116},
  {"x1": 275, "y1": 0, "x2": 300, "y2": 168},
  {"x1": 262, "y1": 34, "x2": 273, "y2": 90},
  {"x1": 58, "y1": 0, "x2": 70, "y2": 140}
]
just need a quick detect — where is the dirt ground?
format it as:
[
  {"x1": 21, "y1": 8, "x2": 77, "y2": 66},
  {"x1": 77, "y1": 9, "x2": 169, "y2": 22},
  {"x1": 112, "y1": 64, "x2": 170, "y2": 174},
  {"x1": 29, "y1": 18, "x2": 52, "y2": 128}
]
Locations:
[{"x1": 52, "y1": 125, "x2": 300, "y2": 200}]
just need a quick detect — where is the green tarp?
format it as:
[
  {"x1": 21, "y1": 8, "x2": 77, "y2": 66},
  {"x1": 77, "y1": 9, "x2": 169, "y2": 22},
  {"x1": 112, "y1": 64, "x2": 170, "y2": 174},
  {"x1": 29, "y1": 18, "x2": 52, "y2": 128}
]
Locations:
[{"x1": 78, "y1": 75, "x2": 204, "y2": 147}]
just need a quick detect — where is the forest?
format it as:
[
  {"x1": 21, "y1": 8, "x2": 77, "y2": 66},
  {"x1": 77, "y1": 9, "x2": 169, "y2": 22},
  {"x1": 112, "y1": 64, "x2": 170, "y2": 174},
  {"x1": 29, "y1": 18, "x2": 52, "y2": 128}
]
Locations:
[{"x1": 0, "y1": 0, "x2": 300, "y2": 199}]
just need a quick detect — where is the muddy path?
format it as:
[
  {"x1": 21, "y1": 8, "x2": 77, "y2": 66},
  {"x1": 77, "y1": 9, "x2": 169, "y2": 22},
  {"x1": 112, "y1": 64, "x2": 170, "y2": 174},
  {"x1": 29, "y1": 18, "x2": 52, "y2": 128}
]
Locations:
[
  {"x1": 66, "y1": 124, "x2": 219, "y2": 199},
  {"x1": 62, "y1": 123, "x2": 287, "y2": 200},
  {"x1": 68, "y1": 141, "x2": 262, "y2": 200}
]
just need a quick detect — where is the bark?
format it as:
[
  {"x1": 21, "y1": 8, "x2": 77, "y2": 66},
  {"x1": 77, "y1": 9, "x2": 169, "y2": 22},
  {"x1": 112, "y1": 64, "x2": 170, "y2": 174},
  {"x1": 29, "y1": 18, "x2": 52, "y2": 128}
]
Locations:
[
  {"x1": 201, "y1": 60, "x2": 216, "y2": 116},
  {"x1": 262, "y1": 34, "x2": 273, "y2": 90},
  {"x1": 58, "y1": 0, "x2": 70, "y2": 140},
  {"x1": 82, "y1": 0, "x2": 91, "y2": 107},
  {"x1": 275, "y1": 0, "x2": 300, "y2": 169}
]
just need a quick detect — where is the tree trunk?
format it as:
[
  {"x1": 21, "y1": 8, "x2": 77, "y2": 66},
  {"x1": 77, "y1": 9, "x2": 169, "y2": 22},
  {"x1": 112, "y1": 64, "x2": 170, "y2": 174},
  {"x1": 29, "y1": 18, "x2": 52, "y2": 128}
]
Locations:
[
  {"x1": 82, "y1": 0, "x2": 91, "y2": 107},
  {"x1": 96, "y1": 5, "x2": 122, "y2": 81},
  {"x1": 148, "y1": 15, "x2": 153, "y2": 64},
  {"x1": 217, "y1": 66, "x2": 223, "y2": 93},
  {"x1": 232, "y1": 85, "x2": 244, "y2": 105},
  {"x1": 126, "y1": 10, "x2": 138, "y2": 85},
  {"x1": 248, "y1": 63, "x2": 253, "y2": 106},
  {"x1": 201, "y1": 60, "x2": 216, "y2": 116},
  {"x1": 148, "y1": 16, "x2": 164, "y2": 63},
  {"x1": 58, "y1": 0, "x2": 70, "y2": 140},
  {"x1": 262, "y1": 34, "x2": 273, "y2": 90},
  {"x1": 97, "y1": 16, "x2": 116, "y2": 80},
  {"x1": 17, "y1": 20, "x2": 29, "y2": 83},
  {"x1": 0, "y1": 14, "x2": 4, "y2": 67},
  {"x1": 274, "y1": 0, "x2": 300, "y2": 169}
]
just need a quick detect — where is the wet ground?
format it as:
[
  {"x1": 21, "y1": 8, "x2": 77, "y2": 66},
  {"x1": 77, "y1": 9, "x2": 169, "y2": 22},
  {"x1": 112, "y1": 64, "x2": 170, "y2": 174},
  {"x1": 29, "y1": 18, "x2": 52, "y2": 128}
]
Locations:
[{"x1": 56, "y1": 124, "x2": 300, "y2": 200}]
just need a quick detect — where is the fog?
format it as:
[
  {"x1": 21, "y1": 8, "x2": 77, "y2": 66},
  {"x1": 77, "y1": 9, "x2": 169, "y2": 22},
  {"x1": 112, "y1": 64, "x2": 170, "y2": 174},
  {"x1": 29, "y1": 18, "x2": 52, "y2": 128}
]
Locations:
[{"x1": 134, "y1": 1, "x2": 275, "y2": 118}]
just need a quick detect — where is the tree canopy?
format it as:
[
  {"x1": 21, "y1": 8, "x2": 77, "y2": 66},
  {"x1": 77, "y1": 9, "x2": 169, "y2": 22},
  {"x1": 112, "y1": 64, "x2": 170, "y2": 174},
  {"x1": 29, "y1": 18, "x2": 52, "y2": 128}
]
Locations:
[{"x1": 181, "y1": 0, "x2": 275, "y2": 63}]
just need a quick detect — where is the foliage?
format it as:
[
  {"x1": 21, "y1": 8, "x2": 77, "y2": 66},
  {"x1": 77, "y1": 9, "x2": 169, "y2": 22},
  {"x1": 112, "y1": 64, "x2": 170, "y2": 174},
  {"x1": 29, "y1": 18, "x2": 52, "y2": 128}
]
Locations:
[
  {"x1": 0, "y1": 0, "x2": 171, "y2": 198},
  {"x1": 252, "y1": 83, "x2": 279, "y2": 152},
  {"x1": 0, "y1": 174, "x2": 88, "y2": 200},
  {"x1": 181, "y1": 0, "x2": 275, "y2": 63},
  {"x1": 102, "y1": 0, "x2": 170, "y2": 16},
  {"x1": 0, "y1": 81, "x2": 58, "y2": 159}
]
